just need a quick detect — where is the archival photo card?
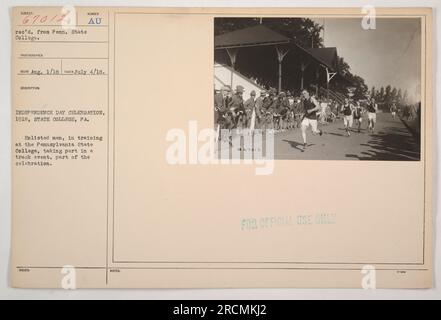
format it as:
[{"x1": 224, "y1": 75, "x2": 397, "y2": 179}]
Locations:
[{"x1": 11, "y1": 7, "x2": 432, "y2": 288}]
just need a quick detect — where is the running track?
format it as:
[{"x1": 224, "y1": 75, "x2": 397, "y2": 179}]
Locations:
[{"x1": 274, "y1": 113, "x2": 421, "y2": 160}]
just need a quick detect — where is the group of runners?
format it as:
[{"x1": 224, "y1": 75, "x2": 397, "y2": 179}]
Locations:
[
  {"x1": 214, "y1": 85, "x2": 381, "y2": 150},
  {"x1": 297, "y1": 90, "x2": 379, "y2": 150}
]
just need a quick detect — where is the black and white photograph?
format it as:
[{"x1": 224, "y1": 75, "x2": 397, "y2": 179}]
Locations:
[{"x1": 214, "y1": 17, "x2": 422, "y2": 160}]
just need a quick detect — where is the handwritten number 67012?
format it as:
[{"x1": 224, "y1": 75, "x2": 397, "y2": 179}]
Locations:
[{"x1": 22, "y1": 12, "x2": 70, "y2": 25}]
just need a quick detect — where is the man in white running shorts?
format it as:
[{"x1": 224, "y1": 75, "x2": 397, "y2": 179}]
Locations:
[
  {"x1": 366, "y1": 97, "x2": 378, "y2": 133},
  {"x1": 341, "y1": 98, "x2": 354, "y2": 136},
  {"x1": 300, "y1": 89, "x2": 323, "y2": 150}
]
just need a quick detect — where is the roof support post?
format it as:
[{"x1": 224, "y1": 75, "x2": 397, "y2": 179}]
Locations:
[
  {"x1": 325, "y1": 67, "x2": 337, "y2": 100},
  {"x1": 226, "y1": 48, "x2": 239, "y2": 88},
  {"x1": 300, "y1": 60, "x2": 311, "y2": 90},
  {"x1": 326, "y1": 67, "x2": 337, "y2": 83},
  {"x1": 275, "y1": 46, "x2": 290, "y2": 93},
  {"x1": 315, "y1": 66, "x2": 320, "y2": 96}
]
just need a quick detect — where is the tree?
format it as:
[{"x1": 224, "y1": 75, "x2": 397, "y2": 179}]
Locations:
[
  {"x1": 377, "y1": 87, "x2": 385, "y2": 102},
  {"x1": 331, "y1": 55, "x2": 368, "y2": 99},
  {"x1": 346, "y1": 74, "x2": 368, "y2": 100},
  {"x1": 402, "y1": 89, "x2": 409, "y2": 105},
  {"x1": 384, "y1": 85, "x2": 392, "y2": 104},
  {"x1": 391, "y1": 87, "x2": 398, "y2": 103},
  {"x1": 214, "y1": 18, "x2": 324, "y2": 48},
  {"x1": 214, "y1": 18, "x2": 260, "y2": 35},
  {"x1": 397, "y1": 88, "x2": 403, "y2": 104},
  {"x1": 336, "y1": 56, "x2": 351, "y2": 76}
]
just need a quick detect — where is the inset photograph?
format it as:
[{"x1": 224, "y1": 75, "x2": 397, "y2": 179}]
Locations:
[{"x1": 214, "y1": 17, "x2": 421, "y2": 160}]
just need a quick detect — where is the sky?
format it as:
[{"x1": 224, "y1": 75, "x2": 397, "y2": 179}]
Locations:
[{"x1": 316, "y1": 18, "x2": 421, "y2": 102}]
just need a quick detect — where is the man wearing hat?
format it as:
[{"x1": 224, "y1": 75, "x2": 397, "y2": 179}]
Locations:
[
  {"x1": 214, "y1": 85, "x2": 231, "y2": 130},
  {"x1": 229, "y1": 85, "x2": 246, "y2": 128},
  {"x1": 286, "y1": 91, "x2": 295, "y2": 129},
  {"x1": 262, "y1": 88, "x2": 276, "y2": 130},
  {"x1": 243, "y1": 90, "x2": 256, "y2": 129},
  {"x1": 274, "y1": 91, "x2": 290, "y2": 131},
  {"x1": 254, "y1": 90, "x2": 267, "y2": 130}
]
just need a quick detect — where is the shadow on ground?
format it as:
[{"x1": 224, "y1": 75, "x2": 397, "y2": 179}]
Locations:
[
  {"x1": 346, "y1": 126, "x2": 420, "y2": 161},
  {"x1": 282, "y1": 139, "x2": 316, "y2": 152}
]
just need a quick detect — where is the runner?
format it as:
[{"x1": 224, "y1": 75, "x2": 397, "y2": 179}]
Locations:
[
  {"x1": 300, "y1": 89, "x2": 323, "y2": 150},
  {"x1": 390, "y1": 102, "x2": 397, "y2": 120},
  {"x1": 341, "y1": 98, "x2": 354, "y2": 136},
  {"x1": 353, "y1": 101, "x2": 363, "y2": 133},
  {"x1": 366, "y1": 97, "x2": 378, "y2": 133}
]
